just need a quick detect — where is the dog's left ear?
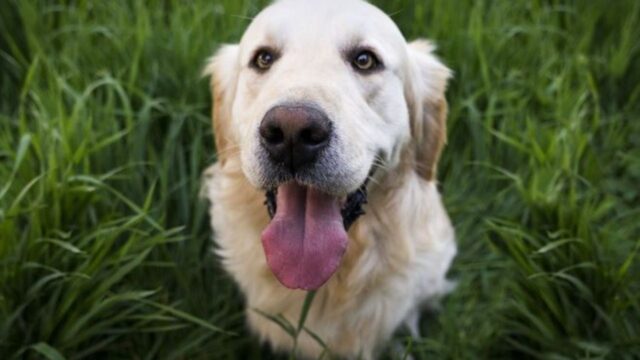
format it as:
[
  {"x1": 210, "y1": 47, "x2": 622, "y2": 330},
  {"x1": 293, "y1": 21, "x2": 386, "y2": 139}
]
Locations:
[
  {"x1": 405, "y1": 40, "x2": 452, "y2": 181},
  {"x1": 203, "y1": 44, "x2": 240, "y2": 166}
]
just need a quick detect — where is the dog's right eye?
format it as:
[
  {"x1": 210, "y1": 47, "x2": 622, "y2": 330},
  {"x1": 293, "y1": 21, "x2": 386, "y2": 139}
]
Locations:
[
  {"x1": 251, "y1": 49, "x2": 276, "y2": 71},
  {"x1": 348, "y1": 48, "x2": 384, "y2": 74}
]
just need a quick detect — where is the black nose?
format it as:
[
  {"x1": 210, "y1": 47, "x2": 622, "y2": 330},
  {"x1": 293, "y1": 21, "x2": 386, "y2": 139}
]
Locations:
[{"x1": 259, "y1": 104, "x2": 332, "y2": 172}]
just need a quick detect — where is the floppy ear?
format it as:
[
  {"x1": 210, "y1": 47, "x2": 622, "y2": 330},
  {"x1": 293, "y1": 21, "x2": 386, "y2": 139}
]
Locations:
[
  {"x1": 203, "y1": 45, "x2": 240, "y2": 166},
  {"x1": 405, "y1": 40, "x2": 452, "y2": 181}
]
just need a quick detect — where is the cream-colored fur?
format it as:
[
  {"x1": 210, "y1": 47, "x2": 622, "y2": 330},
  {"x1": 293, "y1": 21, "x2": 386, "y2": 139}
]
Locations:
[{"x1": 203, "y1": 0, "x2": 456, "y2": 358}]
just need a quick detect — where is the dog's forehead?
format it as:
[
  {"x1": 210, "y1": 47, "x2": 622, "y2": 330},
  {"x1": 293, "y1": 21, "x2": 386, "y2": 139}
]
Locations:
[{"x1": 240, "y1": 0, "x2": 406, "y2": 57}]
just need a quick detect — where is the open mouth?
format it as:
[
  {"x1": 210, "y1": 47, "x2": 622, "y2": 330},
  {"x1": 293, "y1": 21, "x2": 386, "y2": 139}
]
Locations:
[{"x1": 261, "y1": 181, "x2": 368, "y2": 290}]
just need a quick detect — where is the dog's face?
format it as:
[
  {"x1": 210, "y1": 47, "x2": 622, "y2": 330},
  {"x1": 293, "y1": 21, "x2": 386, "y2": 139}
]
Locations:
[{"x1": 207, "y1": 0, "x2": 450, "y2": 290}]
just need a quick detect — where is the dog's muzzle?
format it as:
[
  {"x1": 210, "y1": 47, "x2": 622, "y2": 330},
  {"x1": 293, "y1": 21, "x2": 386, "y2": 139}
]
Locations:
[{"x1": 256, "y1": 103, "x2": 372, "y2": 291}]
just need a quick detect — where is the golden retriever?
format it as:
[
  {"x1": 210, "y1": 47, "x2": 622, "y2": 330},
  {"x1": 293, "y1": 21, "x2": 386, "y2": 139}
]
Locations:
[{"x1": 203, "y1": 0, "x2": 456, "y2": 357}]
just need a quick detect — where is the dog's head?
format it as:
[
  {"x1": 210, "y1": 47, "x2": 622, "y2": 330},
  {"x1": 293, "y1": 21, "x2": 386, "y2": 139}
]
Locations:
[{"x1": 205, "y1": 0, "x2": 450, "y2": 290}]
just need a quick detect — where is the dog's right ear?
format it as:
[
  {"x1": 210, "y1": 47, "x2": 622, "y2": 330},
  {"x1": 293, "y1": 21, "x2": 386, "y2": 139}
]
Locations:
[
  {"x1": 203, "y1": 45, "x2": 240, "y2": 166},
  {"x1": 404, "y1": 40, "x2": 451, "y2": 182}
]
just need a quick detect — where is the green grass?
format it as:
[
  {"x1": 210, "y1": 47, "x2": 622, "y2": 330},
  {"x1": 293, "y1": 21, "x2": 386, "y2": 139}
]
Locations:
[{"x1": 1, "y1": 0, "x2": 639, "y2": 358}]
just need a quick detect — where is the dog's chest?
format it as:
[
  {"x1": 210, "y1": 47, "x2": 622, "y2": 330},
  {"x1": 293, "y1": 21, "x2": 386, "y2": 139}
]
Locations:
[{"x1": 205, "y1": 165, "x2": 455, "y2": 358}]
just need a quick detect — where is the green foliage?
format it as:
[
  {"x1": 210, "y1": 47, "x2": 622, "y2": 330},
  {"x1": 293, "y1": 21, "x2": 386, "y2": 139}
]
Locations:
[{"x1": 1, "y1": 0, "x2": 638, "y2": 359}]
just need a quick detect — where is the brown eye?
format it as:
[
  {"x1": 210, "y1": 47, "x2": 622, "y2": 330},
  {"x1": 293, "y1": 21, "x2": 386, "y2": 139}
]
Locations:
[
  {"x1": 252, "y1": 49, "x2": 275, "y2": 71},
  {"x1": 352, "y1": 51, "x2": 379, "y2": 71}
]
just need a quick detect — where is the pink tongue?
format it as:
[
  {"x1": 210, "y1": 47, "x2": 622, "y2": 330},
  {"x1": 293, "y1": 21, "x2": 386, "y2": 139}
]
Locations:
[{"x1": 261, "y1": 182, "x2": 348, "y2": 290}]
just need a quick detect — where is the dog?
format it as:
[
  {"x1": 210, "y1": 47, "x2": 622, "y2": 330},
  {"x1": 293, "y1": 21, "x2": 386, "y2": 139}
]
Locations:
[{"x1": 203, "y1": 0, "x2": 456, "y2": 358}]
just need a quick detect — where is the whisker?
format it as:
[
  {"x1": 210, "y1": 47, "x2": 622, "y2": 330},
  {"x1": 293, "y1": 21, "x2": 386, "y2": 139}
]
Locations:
[
  {"x1": 371, "y1": 155, "x2": 391, "y2": 171},
  {"x1": 386, "y1": 8, "x2": 404, "y2": 18},
  {"x1": 366, "y1": 174, "x2": 381, "y2": 187}
]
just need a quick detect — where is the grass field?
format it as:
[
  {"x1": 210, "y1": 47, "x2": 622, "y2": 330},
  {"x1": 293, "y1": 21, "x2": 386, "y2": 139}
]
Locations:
[{"x1": 1, "y1": 0, "x2": 639, "y2": 358}]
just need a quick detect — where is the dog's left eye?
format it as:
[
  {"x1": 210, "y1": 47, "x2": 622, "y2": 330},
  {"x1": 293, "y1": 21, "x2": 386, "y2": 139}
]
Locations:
[
  {"x1": 251, "y1": 49, "x2": 277, "y2": 71},
  {"x1": 352, "y1": 50, "x2": 380, "y2": 72}
]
